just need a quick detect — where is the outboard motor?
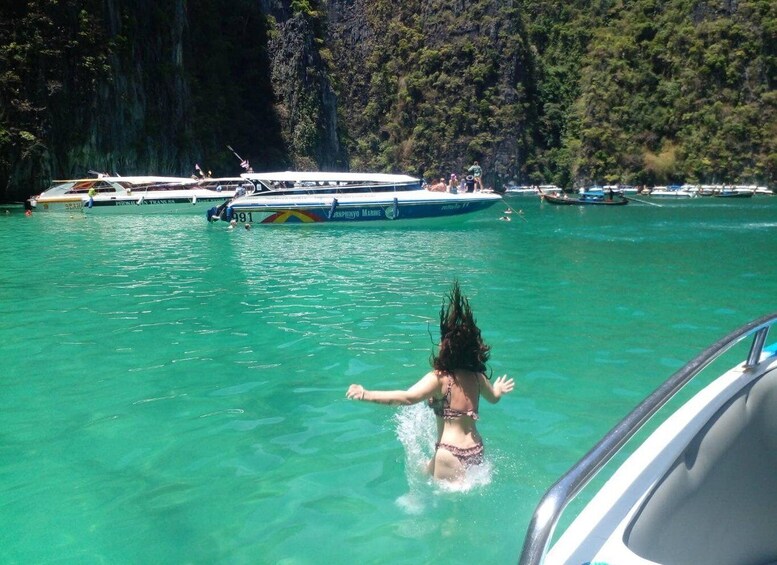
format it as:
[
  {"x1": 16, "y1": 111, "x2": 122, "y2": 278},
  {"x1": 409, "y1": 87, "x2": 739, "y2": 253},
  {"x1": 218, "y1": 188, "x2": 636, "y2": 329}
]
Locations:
[{"x1": 206, "y1": 201, "x2": 232, "y2": 223}]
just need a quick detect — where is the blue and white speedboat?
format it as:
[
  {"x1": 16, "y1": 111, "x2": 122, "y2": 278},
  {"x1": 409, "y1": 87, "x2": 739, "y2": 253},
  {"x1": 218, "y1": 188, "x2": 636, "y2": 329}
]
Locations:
[
  {"x1": 209, "y1": 171, "x2": 501, "y2": 225},
  {"x1": 519, "y1": 313, "x2": 777, "y2": 565}
]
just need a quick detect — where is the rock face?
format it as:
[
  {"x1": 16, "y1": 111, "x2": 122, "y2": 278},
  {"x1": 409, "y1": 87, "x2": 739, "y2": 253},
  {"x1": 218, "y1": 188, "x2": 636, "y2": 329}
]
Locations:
[
  {"x1": 259, "y1": 0, "x2": 346, "y2": 170},
  {"x1": 5, "y1": 1, "x2": 772, "y2": 201},
  {"x1": 1, "y1": 0, "x2": 303, "y2": 200},
  {"x1": 1, "y1": 0, "x2": 536, "y2": 201}
]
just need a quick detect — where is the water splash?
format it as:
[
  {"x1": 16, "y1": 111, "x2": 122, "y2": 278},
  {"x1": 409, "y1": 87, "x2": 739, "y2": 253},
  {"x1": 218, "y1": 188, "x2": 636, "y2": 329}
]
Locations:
[{"x1": 393, "y1": 403, "x2": 492, "y2": 513}]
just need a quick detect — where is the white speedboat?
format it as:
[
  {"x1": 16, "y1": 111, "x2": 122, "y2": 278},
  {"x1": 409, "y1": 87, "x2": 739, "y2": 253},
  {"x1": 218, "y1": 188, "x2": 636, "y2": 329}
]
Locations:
[
  {"x1": 608, "y1": 184, "x2": 638, "y2": 194},
  {"x1": 208, "y1": 171, "x2": 502, "y2": 225},
  {"x1": 504, "y1": 184, "x2": 561, "y2": 196},
  {"x1": 31, "y1": 175, "x2": 246, "y2": 214},
  {"x1": 32, "y1": 175, "x2": 193, "y2": 212},
  {"x1": 648, "y1": 185, "x2": 697, "y2": 198},
  {"x1": 519, "y1": 312, "x2": 777, "y2": 565},
  {"x1": 83, "y1": 177, "x2": 249, "y2": 214}
]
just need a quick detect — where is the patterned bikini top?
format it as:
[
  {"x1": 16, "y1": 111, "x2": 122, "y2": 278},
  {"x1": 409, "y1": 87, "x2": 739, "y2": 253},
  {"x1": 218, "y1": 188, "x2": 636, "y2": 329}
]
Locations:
[{"x1": 428, "y1": 374, "x2": 479, "y2": 421}]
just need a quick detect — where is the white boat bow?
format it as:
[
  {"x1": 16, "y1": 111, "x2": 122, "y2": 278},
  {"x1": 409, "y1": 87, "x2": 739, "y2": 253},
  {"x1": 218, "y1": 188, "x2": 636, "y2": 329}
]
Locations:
[{"x1": 519, "y1": 313, "x2": 777, "y2": 565}]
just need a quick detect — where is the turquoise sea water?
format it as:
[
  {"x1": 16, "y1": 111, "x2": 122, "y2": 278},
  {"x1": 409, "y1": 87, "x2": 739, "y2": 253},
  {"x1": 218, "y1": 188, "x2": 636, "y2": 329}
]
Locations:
[{"x1": 1, "y1": 197, "x2": 776, "y2": 564}]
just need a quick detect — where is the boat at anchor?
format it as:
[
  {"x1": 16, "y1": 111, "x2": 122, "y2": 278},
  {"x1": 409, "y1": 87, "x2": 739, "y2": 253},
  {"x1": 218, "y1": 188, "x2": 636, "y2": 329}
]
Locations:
[
  {"x1": 30, "y1": 175, "x2": 247, "y2": 214},
  {"x1": 208, "y1": 171, "x2": 502, "y2": 225},
  {"x1": 540, "y1": 189, "x2": 628, "y2": 206}
]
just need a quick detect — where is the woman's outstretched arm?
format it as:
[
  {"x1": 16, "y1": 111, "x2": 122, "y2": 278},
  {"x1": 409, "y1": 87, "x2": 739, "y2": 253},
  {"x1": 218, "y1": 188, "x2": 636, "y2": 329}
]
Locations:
[
  {"x1": 346, "y1": 371, "x2": 440, "y2": 405},
  {"x1": 480, "y1": 374, "x2": 515, "y2": 404}
]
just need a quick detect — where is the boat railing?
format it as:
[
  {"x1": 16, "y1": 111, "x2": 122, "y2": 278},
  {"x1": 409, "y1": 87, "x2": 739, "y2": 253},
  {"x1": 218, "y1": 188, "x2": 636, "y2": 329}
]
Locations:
[
  {"x1": 518, "y1": 312, "x2": 777, "y2": 565},
  {"x1": 250, "y1": 180, "x2": 421, "y2": 195}
]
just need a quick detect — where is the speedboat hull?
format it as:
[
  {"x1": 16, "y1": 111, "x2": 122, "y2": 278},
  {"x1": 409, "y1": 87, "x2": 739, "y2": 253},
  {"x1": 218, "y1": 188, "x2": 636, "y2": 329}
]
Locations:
[
  {"x1": 215, "y1": 171, "x2": 502, "y2": 225},
  {"x1": 225, "y1": 192, "x2": 501, "y2": 224},
  {"x1": 83, "y1": 192, "x2": 234, "y2": 214}
]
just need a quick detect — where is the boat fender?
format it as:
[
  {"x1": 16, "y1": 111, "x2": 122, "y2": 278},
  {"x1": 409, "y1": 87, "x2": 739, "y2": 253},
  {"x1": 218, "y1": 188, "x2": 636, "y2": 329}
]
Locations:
[
  {"x1": 192, "y1": 195, "x2": 197, "y2": 205},
  {"x1": 328, "y1": 198, "x2": 338, "y2": 219},
  {"x1": 225, "y1": 206, "x2": 234, "y2": 222},
  {"x1": 393, "y1": 198, "x2": 399, "y2": 220},
  {"x1": 206, "y1": 206, "x2": 218, "y2": 222},
  {"x1": 136, "y1": 196, "x2": 144, "y2": 205}
]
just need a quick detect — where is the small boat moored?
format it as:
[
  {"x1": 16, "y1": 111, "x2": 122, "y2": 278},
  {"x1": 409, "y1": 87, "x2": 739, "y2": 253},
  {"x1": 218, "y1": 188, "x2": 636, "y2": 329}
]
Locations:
[
  {"x1": 504, "y1": 184, "x2": 562, "y2": 197},
  {"x1": 540, "y1": 188, "x2": 628, "y2": 206},
  {"x1": 647, "y1": 185, "x2": 697, "y2": 198},
  {"x1": 714, "y1": 187, "x2": 754, "y2": 198},
  {"x1": 209, "y1": 171, "x2": 502, "y2": 225},
  {"x1": 519, "y1": 312, "x2": 777, "y2": 565}
]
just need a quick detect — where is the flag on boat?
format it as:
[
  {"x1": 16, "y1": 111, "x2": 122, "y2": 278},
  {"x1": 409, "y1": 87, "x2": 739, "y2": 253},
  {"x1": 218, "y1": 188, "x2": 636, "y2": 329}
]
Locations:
[{"x1": 240, "y1": 159, "x2": 250, "y2": 170}]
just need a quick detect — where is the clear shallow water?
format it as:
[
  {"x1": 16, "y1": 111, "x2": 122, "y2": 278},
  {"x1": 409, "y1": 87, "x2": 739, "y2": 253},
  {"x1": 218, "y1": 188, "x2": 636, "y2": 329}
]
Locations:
[{"x1": 1, "y1": 197, "x2": 775, "y2": 564}]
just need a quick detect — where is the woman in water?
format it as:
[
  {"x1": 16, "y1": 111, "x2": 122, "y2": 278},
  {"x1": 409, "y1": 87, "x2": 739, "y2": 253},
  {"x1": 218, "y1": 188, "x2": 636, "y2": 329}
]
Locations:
[{"x1": 346, "y1": 281, "x2": 514, "y2": 482}]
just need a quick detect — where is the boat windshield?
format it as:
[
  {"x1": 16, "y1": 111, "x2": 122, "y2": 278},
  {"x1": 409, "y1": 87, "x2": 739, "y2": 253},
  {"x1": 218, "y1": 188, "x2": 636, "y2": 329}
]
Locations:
[{"x1": 60, "y1": 180, "x2": 120, "y2": 195}]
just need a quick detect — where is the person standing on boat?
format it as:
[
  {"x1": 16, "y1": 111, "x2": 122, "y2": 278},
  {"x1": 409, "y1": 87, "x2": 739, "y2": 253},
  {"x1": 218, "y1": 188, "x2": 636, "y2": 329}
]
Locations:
[
  {"x1": 468, "y1": 161, "x2": 483, "y2": 191},
  {"x1": 448, "y1": 173, "x2": 459, "y2": 193},
  {"x1": 346, "y1": 281, "x2": 515, "y2": 482}
]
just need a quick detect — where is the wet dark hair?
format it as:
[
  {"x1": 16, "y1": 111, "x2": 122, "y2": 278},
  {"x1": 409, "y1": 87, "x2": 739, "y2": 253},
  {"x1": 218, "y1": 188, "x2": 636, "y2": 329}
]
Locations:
[{"x1": 430, "y1": 280, "x2": 491, "y2": 376}]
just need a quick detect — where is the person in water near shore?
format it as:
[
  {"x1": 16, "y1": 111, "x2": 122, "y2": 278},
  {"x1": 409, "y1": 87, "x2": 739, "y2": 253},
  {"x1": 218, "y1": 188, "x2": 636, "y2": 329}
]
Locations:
[{"x1": 346, "y1": 281, "x2": 514, "y2": 482}]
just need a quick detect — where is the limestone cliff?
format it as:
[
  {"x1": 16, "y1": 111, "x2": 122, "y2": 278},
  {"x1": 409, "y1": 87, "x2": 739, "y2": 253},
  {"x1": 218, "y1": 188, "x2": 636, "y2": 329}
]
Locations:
[{"x1": 2, "y1": 0, "x2": 775, "y2": 201}]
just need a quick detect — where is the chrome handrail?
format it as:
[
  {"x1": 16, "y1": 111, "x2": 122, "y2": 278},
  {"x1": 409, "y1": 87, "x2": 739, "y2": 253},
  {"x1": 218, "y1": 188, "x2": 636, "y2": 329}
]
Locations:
[{"x1": 518, "y1": 312, "x2": 777, "y2": 565}]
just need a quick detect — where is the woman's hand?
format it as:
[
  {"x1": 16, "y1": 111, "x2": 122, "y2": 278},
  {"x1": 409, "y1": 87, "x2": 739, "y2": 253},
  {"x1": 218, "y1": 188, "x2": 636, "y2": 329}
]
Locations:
[
  {"x1": 346, "y1": 384, "x2": 365, "y2": 400},
  {"x1": 494, "y1": 375, "x2": 515, "y2": 397}
]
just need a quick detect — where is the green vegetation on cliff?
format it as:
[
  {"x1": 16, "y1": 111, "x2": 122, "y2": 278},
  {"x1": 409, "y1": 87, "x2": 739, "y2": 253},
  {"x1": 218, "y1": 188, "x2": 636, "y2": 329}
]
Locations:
[
  {"x1": 1, "y1": 0, "x2": 775, "y2": 201},
  {"x1": 330, "y1": 0, "x2": 537, "y2": 187},
  {"x1": 328, "y1": 0, "x2": 776, "y2": 187},
  {"x1": 565, "y1": 0, "x2": 777, "y2": 186}
]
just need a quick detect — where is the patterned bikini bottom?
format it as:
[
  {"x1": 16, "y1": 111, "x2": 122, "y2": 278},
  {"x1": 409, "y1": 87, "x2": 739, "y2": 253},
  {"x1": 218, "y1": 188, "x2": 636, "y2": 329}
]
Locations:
[{"x1": 435, "y1": 441, "x2": 484, "y2": 467}]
